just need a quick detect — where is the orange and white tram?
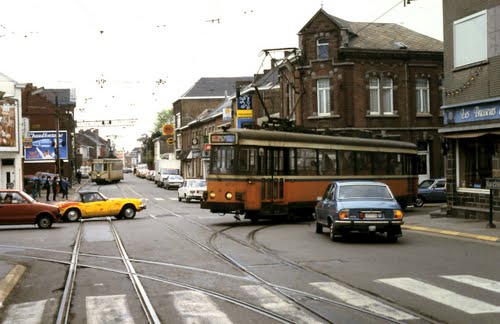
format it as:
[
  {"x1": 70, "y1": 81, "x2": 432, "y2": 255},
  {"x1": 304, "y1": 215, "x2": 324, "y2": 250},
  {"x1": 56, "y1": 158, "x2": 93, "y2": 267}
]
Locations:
[{"x1": 201, "y1": 128, "x2": 418, "y2": 222}]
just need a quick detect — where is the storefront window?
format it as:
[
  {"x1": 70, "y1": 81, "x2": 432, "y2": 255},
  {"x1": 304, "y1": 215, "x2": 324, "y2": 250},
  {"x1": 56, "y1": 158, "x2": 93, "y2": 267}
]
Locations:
[{"x1": 458, "y1": 136, "x2": 495, "y2": 189}]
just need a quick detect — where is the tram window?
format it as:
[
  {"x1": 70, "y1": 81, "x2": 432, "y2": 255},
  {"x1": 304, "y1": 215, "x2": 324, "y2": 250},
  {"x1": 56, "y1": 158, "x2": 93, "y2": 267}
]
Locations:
[
  {"x1": 373, "y1": 153, "x2": 388, "y2": 175},
  {"x1": 319, "y1": 150, "x2": 337, "y2": 175},
  {"x1": 237, "y1": 148, "x2": 257, "y2": 174},
  {"x1": 355, "y1": 152, "x2": 371, "y2": 175},
  {"x1": 388, "y1": 153, "x2": 402, "y2": 175},
  {"x1": 296, "y1": 148, "x2": 317, "y2": 175},
  {"x1": 211, "y1": 146, "x2": 235, "y2": 174},
  {"x1": 338, "y1": 151, "x2": 355, "y2": 175}
]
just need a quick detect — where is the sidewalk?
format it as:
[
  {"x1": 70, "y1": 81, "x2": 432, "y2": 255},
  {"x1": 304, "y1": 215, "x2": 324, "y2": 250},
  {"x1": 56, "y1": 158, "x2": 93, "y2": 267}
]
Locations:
[{"x1": 403, "y1": 205, "x2": 499, "y2": 242}]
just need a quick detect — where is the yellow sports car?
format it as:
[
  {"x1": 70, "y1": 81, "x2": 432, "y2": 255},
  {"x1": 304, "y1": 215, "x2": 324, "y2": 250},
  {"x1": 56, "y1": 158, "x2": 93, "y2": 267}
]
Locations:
[{"x1": 58, "y1": 190, "x2": 146, "y2": 222}]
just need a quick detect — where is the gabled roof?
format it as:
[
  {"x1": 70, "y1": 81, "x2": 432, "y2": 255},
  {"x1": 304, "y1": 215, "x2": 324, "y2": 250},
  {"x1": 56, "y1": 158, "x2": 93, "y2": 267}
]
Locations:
[
  {"x1": 181, "y1": 77, "x2": 253, "y2": 98},
  {"x1": 300, "y1": 8, "x2": 442, "y2": 52}
]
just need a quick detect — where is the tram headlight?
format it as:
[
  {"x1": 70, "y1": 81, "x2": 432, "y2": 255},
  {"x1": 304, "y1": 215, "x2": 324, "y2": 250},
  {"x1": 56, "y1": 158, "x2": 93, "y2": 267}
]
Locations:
[
  {"x1": 225, "y1": 192, "x2": 233, "y2": 200},
  {"x1": 209, "y1": 191, "x2": 215, "y2": 199}
]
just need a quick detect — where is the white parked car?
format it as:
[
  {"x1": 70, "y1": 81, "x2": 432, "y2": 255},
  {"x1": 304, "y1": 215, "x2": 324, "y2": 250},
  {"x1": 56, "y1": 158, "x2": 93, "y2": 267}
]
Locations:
[
  {"x1": 163, "y1": 175, "x2": 184, "y2": 190},
  {"x1": 178, "y1": 179, "x2": 207, "y2": 202}
]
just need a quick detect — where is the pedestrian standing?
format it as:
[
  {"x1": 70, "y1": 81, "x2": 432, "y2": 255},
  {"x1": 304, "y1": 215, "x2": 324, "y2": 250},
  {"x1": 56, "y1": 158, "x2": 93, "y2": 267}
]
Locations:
[
  {"x1": 76, "y1": 170, "x2": 82, "y2": 184},
  {"x1": 35, "y1": 179, "x2": 41, "y2": 198},
  {"x1": 52, "y1": 176, "x2": 58, "y2": 201},
  {"x1": 60, "y1": 177, "x2": 70, "y2": 199},
  {"x1": 44, "y1": 176, "x2": 52, "y2": 201}
]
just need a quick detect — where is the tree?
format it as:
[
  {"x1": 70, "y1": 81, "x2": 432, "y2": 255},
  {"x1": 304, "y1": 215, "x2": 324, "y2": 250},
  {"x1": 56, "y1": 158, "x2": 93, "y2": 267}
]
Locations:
[{"x1": 153, "y1": 108, "x2": 174, "y2": 133}]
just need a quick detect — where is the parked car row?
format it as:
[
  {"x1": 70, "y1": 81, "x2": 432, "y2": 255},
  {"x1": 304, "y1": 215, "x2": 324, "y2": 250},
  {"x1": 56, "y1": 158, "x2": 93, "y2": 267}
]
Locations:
[
  {"x1": 0, "y1": 189, "x2": 147, "y2": 229},
  {"x1": 136, "y1": 171, "x2": 206, "y2": 203}
]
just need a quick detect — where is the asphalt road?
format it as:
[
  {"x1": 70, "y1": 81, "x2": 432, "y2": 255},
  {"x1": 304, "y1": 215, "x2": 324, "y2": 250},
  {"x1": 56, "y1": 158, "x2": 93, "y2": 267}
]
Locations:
[{"x1": 0, "y1": 174, "x2": 499, "y2": 324}]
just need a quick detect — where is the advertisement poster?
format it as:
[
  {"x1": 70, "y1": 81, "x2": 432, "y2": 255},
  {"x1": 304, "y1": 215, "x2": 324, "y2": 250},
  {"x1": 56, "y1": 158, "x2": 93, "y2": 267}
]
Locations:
[
  {"x1": 24, "y1": 130, "x2": 68, "y2": 161},
  {"x1": 0, "y1": 101, "x2": 17, "y2": 148}
]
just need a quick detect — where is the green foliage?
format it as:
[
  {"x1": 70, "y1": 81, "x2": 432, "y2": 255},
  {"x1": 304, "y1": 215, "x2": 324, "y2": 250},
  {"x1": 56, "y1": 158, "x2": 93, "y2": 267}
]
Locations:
[{"x1": 153, "y1": 108, "x2": 174, "y2": 133}]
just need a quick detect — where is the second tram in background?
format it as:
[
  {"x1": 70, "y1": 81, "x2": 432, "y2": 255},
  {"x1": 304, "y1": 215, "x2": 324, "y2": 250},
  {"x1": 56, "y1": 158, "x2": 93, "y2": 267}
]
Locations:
[
  {"x1": 201, "y1": 128, "x2": 418, "y2": 222},
  {"x1": 90, "y1": 158, "x2": 124, "y2": 184}
]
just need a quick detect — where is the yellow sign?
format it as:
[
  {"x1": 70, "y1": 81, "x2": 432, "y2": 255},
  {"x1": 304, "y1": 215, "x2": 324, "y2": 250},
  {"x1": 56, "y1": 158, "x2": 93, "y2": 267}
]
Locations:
[
  {"x1": 237, "y1": 110, "x2": 252, "y2": 118},
  {"x1": 166, "y1": 137, "x2": 175, "y2": 145},
  {"x1": 162, "y1": 124, "x2": 174, "y2": 135}
]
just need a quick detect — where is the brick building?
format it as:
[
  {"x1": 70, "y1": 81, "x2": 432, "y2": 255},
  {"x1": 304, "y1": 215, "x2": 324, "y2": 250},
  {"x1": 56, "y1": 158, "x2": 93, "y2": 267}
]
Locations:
[
  {"x1": 279, "y1": 9, "x2": 444, "y2": 182},
  {"x1": 440, "y1": 0, "x2": 500, "y2": 221},
  {"x1": 22, "y1": 84, "x2": 76, "y2": 180}
]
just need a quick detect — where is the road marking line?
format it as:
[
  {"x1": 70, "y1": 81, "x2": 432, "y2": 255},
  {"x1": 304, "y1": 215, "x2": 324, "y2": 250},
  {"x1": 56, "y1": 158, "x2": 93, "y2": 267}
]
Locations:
[
  {"x1": 442, "y1": 275, "x2": 500, "y2": 294},
  {"x1": 242, "y1": 285, "x2": 323, "y2": 324},
  {"x1": 401, "y1": 225, "x2": 500, "y2": 241},
  {"x1": 170, "y1": 290, "x2": 232, "y2": 324},
  {"x1": 154, "y1": 198, "x2": 164, "y2": 201},
  {"x1": 310, "y1": 282, "x2": 417, "y2": 320},
  {"x1": 0, "y1": 264, "x2": 26, "y2": 308},
  {"x1": 86, "y1": 295, "x2": 135, "y2": 324},
  {"x1": 377, "y1": 277, "x2": 500, "y2": 314},
  {"x1": 2, "y1": 300, "x2": 47, "y2": 324}
]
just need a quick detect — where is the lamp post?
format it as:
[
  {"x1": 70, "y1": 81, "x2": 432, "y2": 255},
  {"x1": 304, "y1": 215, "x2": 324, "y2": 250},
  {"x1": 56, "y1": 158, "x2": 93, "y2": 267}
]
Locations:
[{"x1": 55, "y1": 96, "x2": 61, "y2": 178}]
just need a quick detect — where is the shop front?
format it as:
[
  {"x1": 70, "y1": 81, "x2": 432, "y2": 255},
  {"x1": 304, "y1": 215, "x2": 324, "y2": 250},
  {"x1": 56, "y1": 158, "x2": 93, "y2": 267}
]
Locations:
[{"x1": 440, "y1": 97, "x2": 500, "y2": 220}]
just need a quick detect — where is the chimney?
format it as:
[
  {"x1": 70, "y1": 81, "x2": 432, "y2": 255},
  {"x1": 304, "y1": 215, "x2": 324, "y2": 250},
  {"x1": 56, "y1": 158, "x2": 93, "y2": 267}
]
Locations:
[{"x1": 341, "y1": 28, "x2": 349, "y2": 47}]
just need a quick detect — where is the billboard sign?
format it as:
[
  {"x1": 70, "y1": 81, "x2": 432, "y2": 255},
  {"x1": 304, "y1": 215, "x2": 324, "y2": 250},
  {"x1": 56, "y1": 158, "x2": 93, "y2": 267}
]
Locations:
[{"x1": 24, "y1": 130, "x2": 68, "y2": 161}]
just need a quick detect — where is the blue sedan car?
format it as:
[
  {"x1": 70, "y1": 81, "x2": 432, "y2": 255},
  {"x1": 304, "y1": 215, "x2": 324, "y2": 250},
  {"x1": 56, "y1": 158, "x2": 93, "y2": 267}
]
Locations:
[
  {"x1": 314, "y1": 181, "x2": 404, "y2": 242},
  {"x1": 415, "y1": 178, "x2": 446, "y2": 207}
]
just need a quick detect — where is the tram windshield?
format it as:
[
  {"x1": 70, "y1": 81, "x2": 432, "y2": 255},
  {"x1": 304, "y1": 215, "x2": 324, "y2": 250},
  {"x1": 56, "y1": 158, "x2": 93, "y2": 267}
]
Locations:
[{"x1": 211, "y1": 146, "x2": 235, "y2": 174}]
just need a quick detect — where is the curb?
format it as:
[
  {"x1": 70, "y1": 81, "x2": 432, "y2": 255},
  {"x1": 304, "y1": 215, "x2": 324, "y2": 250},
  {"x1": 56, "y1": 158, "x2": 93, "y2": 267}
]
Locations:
[
  {"x1": 402, "y1": 225, "x2": 500, "y2": 242},
  {"x1": 0, "y1": 264, "x2": 26, "y2": 308}
]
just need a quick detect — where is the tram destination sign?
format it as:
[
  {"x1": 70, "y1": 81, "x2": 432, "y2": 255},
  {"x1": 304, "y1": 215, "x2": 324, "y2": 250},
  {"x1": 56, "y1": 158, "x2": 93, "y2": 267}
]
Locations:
[{"x1": 210, "y1": 133, "x2": 237, "y2": 144}]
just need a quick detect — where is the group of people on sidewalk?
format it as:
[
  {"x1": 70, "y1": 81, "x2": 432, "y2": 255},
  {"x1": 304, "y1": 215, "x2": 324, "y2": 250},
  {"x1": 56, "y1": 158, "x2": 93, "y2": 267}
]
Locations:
[{"x1": 40, "y1": 176, "x2": 71, "y2": 201}]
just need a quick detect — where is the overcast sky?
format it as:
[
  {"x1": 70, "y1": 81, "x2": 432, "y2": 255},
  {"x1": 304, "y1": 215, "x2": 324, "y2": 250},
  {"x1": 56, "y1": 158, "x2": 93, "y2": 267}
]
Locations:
[{"x1": 0, "y1": 0, "x2": 443, "y2": 151}]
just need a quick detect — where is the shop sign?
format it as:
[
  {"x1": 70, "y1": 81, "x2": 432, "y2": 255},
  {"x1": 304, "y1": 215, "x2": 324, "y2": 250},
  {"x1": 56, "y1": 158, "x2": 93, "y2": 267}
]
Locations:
[{"x1": 444, "y1": 99, "x2": 500, "y2": 125}]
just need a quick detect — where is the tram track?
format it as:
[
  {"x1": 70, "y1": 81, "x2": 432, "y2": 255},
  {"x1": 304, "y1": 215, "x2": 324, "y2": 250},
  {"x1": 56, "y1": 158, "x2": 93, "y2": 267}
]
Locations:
[{"x1": 132, "y1": 186, "x2": 428, "y2": 324}]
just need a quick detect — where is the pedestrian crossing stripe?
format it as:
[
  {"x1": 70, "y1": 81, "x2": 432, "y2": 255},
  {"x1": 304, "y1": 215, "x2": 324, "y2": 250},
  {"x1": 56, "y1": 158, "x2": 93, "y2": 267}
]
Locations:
[
  {"x1": 170, "y1": 290, "x2": 232, "y2": 324},
  {"x1": 2, "y1": 300, "x2": 46, "y2": 324},
  {"x1": 441, "y1": 275, "x2": 500, "y2": 294},
  {"x1": 377, "y1": 277, "x2": 500, "y2": 314},
  {"x1": 241, "y1": 285, "x2": 323, "y2": 324},
  {"x1": 86, "y1": 295, "x2": 135, "y2": 324},
  {"x1": 310, "y1": 282, "x2": 418, "y2": 321}
]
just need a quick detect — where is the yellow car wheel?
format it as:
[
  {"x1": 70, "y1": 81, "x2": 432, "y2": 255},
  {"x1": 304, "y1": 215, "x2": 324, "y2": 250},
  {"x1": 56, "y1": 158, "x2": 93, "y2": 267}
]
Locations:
[
  {"x1": 121, "y1": 206, "x2": 136, "y2": 219},
  {"x1": 66, "y1": 209, "x2": 81, "y2": 222}
]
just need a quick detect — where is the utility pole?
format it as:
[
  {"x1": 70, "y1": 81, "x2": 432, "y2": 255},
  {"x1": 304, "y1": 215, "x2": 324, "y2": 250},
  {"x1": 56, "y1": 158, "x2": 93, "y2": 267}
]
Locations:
[{"x1": 55, "y1": 96, "x2": 61, "y2": 178}]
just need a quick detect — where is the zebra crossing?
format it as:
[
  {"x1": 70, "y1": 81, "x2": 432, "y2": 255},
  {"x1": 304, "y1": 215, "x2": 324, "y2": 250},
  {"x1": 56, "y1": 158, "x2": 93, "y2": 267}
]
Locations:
[{"x1": 1, "y1": 275, "x2": 499, "y2": 323}]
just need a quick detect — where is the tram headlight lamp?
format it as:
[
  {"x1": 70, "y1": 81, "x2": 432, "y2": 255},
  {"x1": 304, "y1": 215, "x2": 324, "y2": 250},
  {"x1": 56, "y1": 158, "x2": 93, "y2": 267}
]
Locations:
[
  {"x1": 225, "y1": 192, "x2": 233, "y2": 200},
  {"x1": 209, "y1": 191, "x2": 215, "y2": 199}
]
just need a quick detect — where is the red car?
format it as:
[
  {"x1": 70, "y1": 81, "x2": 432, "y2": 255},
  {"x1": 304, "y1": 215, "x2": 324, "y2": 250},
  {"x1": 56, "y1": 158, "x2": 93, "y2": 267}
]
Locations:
[{"x1": 0, "y1": 190, "x2": 61, "y2": 229}]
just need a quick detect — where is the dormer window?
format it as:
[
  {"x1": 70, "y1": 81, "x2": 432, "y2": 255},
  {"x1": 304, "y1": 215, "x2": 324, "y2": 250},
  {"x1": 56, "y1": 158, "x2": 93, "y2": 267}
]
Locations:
[{"x1": 317, "y1": 37, "x2": 329, "y2": 59}]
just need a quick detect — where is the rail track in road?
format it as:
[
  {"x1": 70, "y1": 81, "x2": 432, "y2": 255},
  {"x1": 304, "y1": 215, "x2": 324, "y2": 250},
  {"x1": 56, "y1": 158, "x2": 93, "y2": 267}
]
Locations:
[
  {"x1": 126, "y1": 182, "x2": 436, "y2": 324},
  {"x1": 0, "y1": 180, "x2": 437, "y2": 323}
]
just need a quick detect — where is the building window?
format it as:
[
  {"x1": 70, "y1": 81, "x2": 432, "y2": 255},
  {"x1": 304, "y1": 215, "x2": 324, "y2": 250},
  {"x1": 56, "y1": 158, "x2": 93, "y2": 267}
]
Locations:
[
  {"x1": 175, "y1": 113, "x2": 181, "y2": 128},
  {"x1": 458, "y1": 136, "x2": 494, "y2": 189},
  {"x1": 454, "y1": 10, "x2": 487, "y2": 68},
  {"x1": 416, "y1": 78, "x2": 430, "y2": 114},
  {"x1": 317, "y1": 38, "x2": 329, "y2": 59},
  {"x1": 288, "y1": 83, "x2": 295, "y2": 119},
  {"x1": 369, "y1": 77, "x2": 393, "y2": 115},
  {"x1": 317, "y1": 79, "x2": 331, "y2": 116}
]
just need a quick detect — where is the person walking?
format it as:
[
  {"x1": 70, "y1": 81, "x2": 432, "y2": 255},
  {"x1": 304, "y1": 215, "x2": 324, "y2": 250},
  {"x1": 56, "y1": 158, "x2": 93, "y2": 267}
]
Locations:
[
  {"x1": 52, "y1": 176, "x2": 59, "y2": 201},
  {"x1": 60, "y1": 177, "x2": 70, "y2": 199},
  {"x1": 44, "y1": 176, "x2": 52, "y2": 201}
]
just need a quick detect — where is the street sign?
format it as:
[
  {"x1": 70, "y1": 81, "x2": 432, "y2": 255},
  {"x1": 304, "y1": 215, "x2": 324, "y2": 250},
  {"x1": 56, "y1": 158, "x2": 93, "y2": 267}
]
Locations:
[
  {"x1": 486, "y1": 178, "x2": 500, "y2": 189},
  {"x1": 166, "y1": 137, "x2": 175, "y2": 145}
]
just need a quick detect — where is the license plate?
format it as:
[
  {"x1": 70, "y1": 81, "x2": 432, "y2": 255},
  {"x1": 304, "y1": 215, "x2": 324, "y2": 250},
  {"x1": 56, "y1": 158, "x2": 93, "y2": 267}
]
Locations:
[
  {"x1": 369, "y1": 225, "x2": 376, "y2": 231},
  {"x1": 365, "y1": 213, "x2": 380, "y2": 219}
]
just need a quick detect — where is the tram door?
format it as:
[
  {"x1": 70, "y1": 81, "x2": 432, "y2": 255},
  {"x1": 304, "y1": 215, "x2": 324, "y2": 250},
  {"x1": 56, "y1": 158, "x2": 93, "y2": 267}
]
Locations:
[{"x1": 260, "y1": 148, "x2": 285, "y2": 202}]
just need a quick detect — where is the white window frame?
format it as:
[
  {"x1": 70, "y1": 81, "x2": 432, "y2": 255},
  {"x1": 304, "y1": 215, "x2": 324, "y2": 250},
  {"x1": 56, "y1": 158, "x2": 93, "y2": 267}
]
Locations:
[
  {"x1": 317, "y1": 79, "x2": 331, "y2": 116},
  {"x1": 453, "y1": 10, "x2": 487, "y2": 68},
  {"x1": 317, "y1": 37, "x2": 329, "y2": 59},
  {"x1": 369, "y1": 77, "x2": 394, "y2": 115},
  {"x1": 416, "y1": 78, "x2": 430, "y2": 114}
]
